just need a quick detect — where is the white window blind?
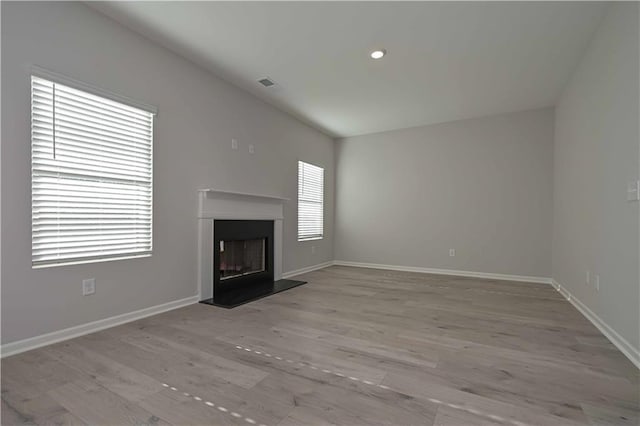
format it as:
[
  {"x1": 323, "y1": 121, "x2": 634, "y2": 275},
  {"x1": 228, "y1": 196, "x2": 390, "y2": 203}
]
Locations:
[
  {"x1": 31, "y1": 75, "x2": 154, "y2": 267},
  {"x1": 297, "y1": 160, "x2": 324, "y2": 241}
]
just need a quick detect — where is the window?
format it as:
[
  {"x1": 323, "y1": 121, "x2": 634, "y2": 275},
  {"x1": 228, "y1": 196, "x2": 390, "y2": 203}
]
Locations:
[
  {"x1": 297, "y1": 160, "x2": 324, "y2": 241},
  {"x1": 31, "y1": 72, "x2": 155, "y2": 267}
]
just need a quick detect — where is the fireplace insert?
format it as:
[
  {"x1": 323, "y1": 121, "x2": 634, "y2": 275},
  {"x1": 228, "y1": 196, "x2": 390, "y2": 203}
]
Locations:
[
  {"x1": 200, "y1": 219, "x2": 306, "y2": 308},
  {"x1": 214, "y1": 220, "x2": 274, "y2": 293}
]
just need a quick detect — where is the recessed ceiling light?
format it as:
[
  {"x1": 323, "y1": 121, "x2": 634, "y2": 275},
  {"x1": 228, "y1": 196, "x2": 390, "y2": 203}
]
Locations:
[{"x1": 370, "y1": 49, "x2": 386, "y2": 59}]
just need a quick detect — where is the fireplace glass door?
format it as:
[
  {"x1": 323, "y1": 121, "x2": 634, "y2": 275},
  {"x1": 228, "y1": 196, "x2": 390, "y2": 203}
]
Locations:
[{"x1": 219, "y1": 238, "x2": 266, "y2": 280}]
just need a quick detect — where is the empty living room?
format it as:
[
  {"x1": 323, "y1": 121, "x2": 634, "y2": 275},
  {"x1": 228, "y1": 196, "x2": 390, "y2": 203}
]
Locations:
[{"x1": 1, "y1": 1, "x2": 639, "y2": 425}]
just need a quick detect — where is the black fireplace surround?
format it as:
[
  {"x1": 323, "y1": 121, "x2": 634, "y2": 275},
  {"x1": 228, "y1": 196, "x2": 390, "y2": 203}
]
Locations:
[{"x1": 200, "y1": 219, "x2": 306, "y2": 308}]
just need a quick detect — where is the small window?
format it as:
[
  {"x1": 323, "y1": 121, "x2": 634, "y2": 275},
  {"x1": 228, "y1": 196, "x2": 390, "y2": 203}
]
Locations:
[
  {"x1": 31, "y1": 74, "x2": 154, "y2": 267},
  {"x1": 297, "y1": 160, "x2": 324, "y2": 241}
]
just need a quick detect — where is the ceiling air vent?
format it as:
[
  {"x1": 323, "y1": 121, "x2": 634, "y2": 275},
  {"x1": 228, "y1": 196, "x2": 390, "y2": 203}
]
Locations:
[{"x1": 258, "y1": 78, "x2": 275, "y2": 88}]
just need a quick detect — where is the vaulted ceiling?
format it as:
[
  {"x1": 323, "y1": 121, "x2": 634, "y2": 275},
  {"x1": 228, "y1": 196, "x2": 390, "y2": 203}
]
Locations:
[{"x1": 91, "y1": 2, "x2": 608, "y2": 137}]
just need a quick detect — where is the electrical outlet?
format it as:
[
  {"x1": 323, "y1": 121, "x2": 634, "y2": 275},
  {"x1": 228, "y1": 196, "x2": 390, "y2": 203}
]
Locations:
[
  {"x1": 248, "y1": 144, "x2": 255, "y2": 154},
  {"x1": 586, "y1": 270, "x2": 590, "y2": 286},
  {"x1": 449, "y1": 249, "x2": 455, "y2": 257},
  {"x1": 595, "y1": 275, "x2": 600, "y2": 292},
  {"x1": 311, "y1": 246, "x2": 316, "y2": 254},
  {"x1": 82, "y1": 278, "x2": 95, "y2": 296},
  {"x1": 231, "y1": 138, "x2": 238, "y2": 150}
]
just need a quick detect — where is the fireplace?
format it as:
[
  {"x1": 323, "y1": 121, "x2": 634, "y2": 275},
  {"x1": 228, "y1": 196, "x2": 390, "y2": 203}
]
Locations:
[
  {"x1": 213, "y1": 220, "x2": 274, "y2": 294},
  {"x1": 198, "y1": 189, "x2": 307, "y2": 308}
]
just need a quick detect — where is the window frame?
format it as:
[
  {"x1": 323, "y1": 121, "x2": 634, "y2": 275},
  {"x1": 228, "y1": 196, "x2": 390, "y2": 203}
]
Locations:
[
  {"x1": 30, "y1": 67, "x2": 157, "y2": 268},
  {"x1": 297, "y1": 160, "x2": 324, "y2": 242}
]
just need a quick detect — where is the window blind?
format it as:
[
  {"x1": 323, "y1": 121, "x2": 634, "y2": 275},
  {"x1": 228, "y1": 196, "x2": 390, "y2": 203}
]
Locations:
[
  {"x1": 31, "y1": 75, "x2": 154, "y2": 267},
  {"x1": 297, "y1": 160, "x2": 324, "y2": 241}
]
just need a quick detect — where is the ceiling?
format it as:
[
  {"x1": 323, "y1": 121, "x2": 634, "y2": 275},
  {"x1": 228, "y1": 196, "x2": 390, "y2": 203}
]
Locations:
[{"x1": 90, "y1": 1, "x2": 608, "y2": 138}]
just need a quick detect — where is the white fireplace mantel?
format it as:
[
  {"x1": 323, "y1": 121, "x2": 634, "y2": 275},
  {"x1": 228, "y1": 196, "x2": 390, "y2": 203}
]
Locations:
[
  {"x1": 198, "y1": 188, "x2": 289, "y2": 202},
  {"x1": 197, "y1": 188, "x2": 286, "y2": 300}
]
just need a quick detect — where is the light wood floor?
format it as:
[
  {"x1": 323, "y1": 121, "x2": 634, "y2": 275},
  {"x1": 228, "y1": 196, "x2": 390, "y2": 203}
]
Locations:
[{"x1": 2, "y1": 266, "x2": 639, "y2": 425}]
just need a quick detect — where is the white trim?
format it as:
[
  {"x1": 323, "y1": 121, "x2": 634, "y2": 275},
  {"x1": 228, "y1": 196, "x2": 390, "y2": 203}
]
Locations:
[
  {"x1": 1, "y1": 295, "x2": 199, "y2": 358},
  {"x1": 282, "y1": 261, "x2": 334, "y2": 279},
  {"x1": 551, "y1": 279, "x2": 640, "y2": 370},
  {"x1": 333, "y1": 260, "x2": 552, "y2": 284},
  {"x1": 198, "y1": 188, "x2": 289, "y2": 201},
  {"x1": 198, "y1": 213, "x2": 284, "y2": 221}
]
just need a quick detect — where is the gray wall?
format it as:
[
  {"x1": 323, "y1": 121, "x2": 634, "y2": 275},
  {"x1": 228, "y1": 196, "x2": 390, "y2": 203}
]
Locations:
[
  {"x1": 335, "y1": 108, "x2": 554, "y2": 278},
  {"x1": 553, "y1": 3, "x2": 639, "y2": 352},
  {"x1": 1, "y1": 2, "x2": 335, "y2": 344}
]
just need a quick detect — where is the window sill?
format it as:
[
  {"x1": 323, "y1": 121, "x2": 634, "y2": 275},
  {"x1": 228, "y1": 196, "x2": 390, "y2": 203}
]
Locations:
[
  {"x1": 32, "y1": 253, "x2": 152, "y2": 269},
  {"x1": 298, "y1": 237, "x2": 323, "y2": 242}
]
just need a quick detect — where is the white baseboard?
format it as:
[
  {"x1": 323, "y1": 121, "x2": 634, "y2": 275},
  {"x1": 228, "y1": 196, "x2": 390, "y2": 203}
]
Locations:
[
  {"x1": 282, "y1": 261, "x2": 334, "y2": 279},
  {"x1": 1, "y1": 295, "x2": 199, "y2": 358},
  {"x1": 333, "y1": 260, "x2": 551, "y2": 284},
  {"x1": 551, "y1": 279, "x2": 640, "y2": 370}
]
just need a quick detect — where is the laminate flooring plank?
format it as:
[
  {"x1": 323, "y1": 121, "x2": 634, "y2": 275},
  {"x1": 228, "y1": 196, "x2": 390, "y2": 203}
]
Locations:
[
  {"x1": 116, "y1": 329, "x2": 269, "y2": 389},
  {"x1": 45, "y1": 340, "x2": 166, "y2": 403},
  {"x1": 2, "y1": 350, "x2": 85, "y2": 398},
  {"x1": 580, "y1": 401, "x2": 640, "y2": 426},
  {"x1": 137, "y1": 386, "x2": 259, "y2": 426},
  {"x1": 272, "y1": 381, "x2": 438, "y2": 426},
  {"x1": 1, "y1": 398, "x2": 38, "y2": 426},
  {"x1": 2, "y1": 392, "x2": 87, "y2": 426},
  {"x1": 276, "y1": 407, "x2": 338, "y2": 426},
  {"x1": 433, "y1": 405, "x2": 503, "y2": 426},
  {"x1": 381, "y1": 370, "x2": 591, "y2": 426},
  {"x1": 47, "y1": 379, "x2": 169, "y2": 426},
  {"x1": 140, "y1": 321, "x2": 389, "y2": 385},
  {"x1": 73, "y1": 328, "x2": 296, "y2": 424}
]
